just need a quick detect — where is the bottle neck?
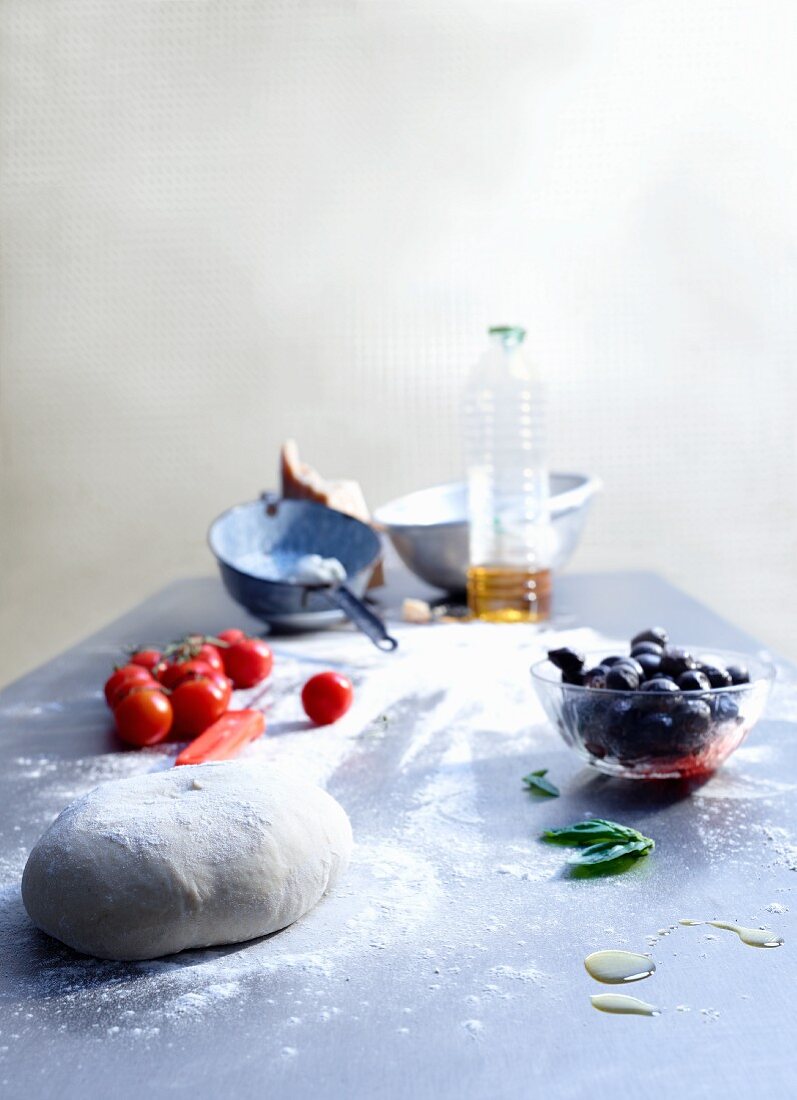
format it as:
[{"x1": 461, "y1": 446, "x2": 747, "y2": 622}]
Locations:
[{"x1": 488, "y1": 325, "x2": 526, "y2": 350}]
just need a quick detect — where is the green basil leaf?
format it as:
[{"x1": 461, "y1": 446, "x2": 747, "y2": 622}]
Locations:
[
  {"x1": 584, "y1": 818, "x2": 645, "y2": 840},
  {"x1": 567, "y1": 837, "x2": 654, "y2": 867},
  {"x1": 542, "y1": 818, "x2": 640, "y2": 845},
  {"x1": 522, "y1": 769, "x2": 560, "y2": 797}
]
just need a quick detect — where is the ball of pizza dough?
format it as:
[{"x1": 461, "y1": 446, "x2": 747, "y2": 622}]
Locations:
[{"x1": 21, "y1": 761, "x2": 352, "y2": 960}]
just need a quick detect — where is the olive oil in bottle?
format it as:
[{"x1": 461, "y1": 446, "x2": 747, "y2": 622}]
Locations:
[{"x1": 464, "y1": 326, "x2": 552, "y2": 622}]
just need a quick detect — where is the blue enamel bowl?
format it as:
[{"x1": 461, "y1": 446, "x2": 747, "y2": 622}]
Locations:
[{"x1": 208, "y1": 497, "x2": 382, "y2": 629}]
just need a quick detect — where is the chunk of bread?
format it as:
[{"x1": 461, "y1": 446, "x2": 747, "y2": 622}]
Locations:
[{"x1": 280, "y1": 440, "x2": 384, "y2": 587}]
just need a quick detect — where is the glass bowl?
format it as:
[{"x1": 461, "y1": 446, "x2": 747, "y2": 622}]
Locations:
[{"x1": 531, "y1": 648, "x2": 775, "y2": 779}]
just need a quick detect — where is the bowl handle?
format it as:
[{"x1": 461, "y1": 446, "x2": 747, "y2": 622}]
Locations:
[{"x1": 321, "y1": 585, "x2": 398, "y2": 652}]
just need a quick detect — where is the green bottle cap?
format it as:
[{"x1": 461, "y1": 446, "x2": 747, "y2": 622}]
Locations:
[{"x1": 488, "y1": 325, "x2": 526, "y2": 344}]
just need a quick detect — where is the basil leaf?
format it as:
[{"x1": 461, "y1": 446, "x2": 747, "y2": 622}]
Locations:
[
  {"x1": 542, "y1": 818, "x2": 640, "y2": 845},
  {"x1": 567, "y1": 837, "x2": 654, "y2": 867},
  {"x1": 522, "y1": 769, "x2": 560, "y2": 798},
  {"x1": 583, "y1": 817, "x2": 644, "y2": 840}
]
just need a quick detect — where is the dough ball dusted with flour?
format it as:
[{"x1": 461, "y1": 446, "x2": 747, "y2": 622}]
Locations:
[{"x1": 21, "y1": 762, "x2": 352, "y2": 961}]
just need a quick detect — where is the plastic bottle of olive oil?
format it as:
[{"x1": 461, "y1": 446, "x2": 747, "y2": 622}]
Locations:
[{"x1": 464, "y1": 325, "x2": 552, "y2": 622}]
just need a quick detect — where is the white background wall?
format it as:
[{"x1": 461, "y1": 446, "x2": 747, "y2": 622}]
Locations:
[{"x1": 1, "y1": 0, "x2": 796, "y2": 685}]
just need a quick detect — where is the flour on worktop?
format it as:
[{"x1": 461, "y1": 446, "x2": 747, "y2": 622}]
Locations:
[
  {"x1": 0, "y1": 624, "x2": 603, "y2": 1046},
  {"x1": 0, "y1": 832, "x2": 440, "y2": 1033},
  {"x1": 4, "y1": 622, "x2": 600, "y2": 835},
  {"x1": 691, "y1": 741, "x2": 796, "y2": 802},
  {"x1": 693, "y1": 768, "x2": 797, "y2": 801},
  {"x1": 12, "y1": 621, "x2": 791, "y2": 1056},
  {"x1": 754, "y1": 825, "x2": 797, "y2": 871},
  {"x1": 462, "y1": 1018, "x2": 484, "y2": 1037},
  {"x1": 495, "y1": 845, "x2": 562, "y2": 884},
  {"x1": 489, "y1": 964, "x2": 548, "y2": 984}
]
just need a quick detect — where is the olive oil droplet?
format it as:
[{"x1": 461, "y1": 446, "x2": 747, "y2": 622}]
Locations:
[
  {"x1": 590, "y1": 993, "x2": 660, "y2": 1017},
  {"x1": 679, "y1": 919, "x2": 784, "y2": 949},
  {"x1": 584, "y1": 950, "x2": 656, "y2": 984}
]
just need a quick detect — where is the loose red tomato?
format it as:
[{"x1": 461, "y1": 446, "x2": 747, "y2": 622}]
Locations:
[
  {"x1": 301, "y1": 672, "x2": 354, "y2": 726},
  {"x1": 170, "y1": 677, "x2": 227, "y2": 738},
  {"x1": 223, "y1": 639, "x2": 273, "y2": 689},
  {"x1": 114, "y1": 687, "x2": 173, "y2": 746},
  {"x1": 104, "y1": 665, "x2": 155, "y2": 708},
  {"x1": 217, "y1": 628, "x2": 246, "y2": 645},
  {"x1": 129, "y1": 648, "x2": 162, "y2": 672}
]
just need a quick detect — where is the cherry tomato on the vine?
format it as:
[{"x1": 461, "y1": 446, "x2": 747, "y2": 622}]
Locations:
[
  {"x1": 155, "y1": 660, "x2": 187, "y2": 690},
  {"x1": 167, "y1": 658, "x2": 216, "y2": 686},
  {"x1": 193, "y1": 643, "x2": 224, "y2": 674},
  {"x1": 113, "y1": 687, "x2": 173, "y2": 747},
  {"x1": 111, "y1": 675, "x2": 163, "y2": 709},
  {"x1": 217, "y1": 628, "x2": 246, "y2": 646},
  {"x1": 104, "y1": 665, "x2": 155, "y2": 708},
  {"x1": 170, "y1": 677, "x2": 227, "y2": 738},
  {"x1": 301, "y1": 672, "x2": 354, "y2": 726},
  {"x1": 198, "y1": 668, "x2": 233, "y2": 708},
  {"x1": 222, "y1": 639, "x2": 273, "y2": 689},
  {"x1": 214, "y1": 673, "x2": 233, "y2": 709},
  {"x1": 160, "y1": 658, "x2": 232, "y2": 706},
  {"x1": 129, "y1": 648, "x2": 162, "y2": 672}
]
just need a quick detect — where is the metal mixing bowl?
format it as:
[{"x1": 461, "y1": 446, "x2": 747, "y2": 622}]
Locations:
[{"x1": 373, "y1": 473, "x2": 600, "y2": 592}]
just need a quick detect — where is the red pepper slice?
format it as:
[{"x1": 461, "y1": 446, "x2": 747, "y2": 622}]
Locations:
[{"x1": 174, "y1": 709, "x2": 265, "y2": 766}]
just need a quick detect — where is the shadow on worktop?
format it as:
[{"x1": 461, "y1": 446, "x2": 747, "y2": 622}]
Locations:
[
  {"x1": 468, "y1": 731, "x2": 788, "y2": 884},
  {"x1": 570, "y1": 770, "x2": 712, "y2": 813},
  {"x1": 0, "y1": 886, "x2": 285, "y2": 1005}
]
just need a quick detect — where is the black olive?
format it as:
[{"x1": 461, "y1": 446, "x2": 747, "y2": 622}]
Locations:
[
  {"x1": 603, "y1": 699, "x2": 635, "y2": 755},
  {"x1": 673, "y1": 700, "x2": 712, "y2": 750},
  {"x1": 562, "y1": 668, "x2": 585, "y2": 686},
  {"x1": 712, "y1": 694, "x2": 740, "y2": 722},
  {"x1": 631, "y1": 627, "x2": 669, "y2": 648},
  {"x1": 548, "y1": 647, "x2": 585, "y2": 677},
  {"x1": 659, "y1": 647, "x2": 697, "y2": 678},
  {"x1": 640, "y1": 677, "x2": 679, "y2": 713},
  {"x1": 636, "y1": 711, "x2": 675, "y2": 753},
  {"x1": 636, "y1": 653, "x2": 663, "y2": 680},
  {"x1": 576, "y1": 697, "x2": 612, "y2": 757},
  {"x1": 601, "y1": 655, "x2": 626, "y2": 667},
  {"x1": 577, "y1": 696, "x2": 611, "y2": 733},
  {"x1": 640, "y1": 676, "x2": 679, "y2": 693},
  {"x1": 608, "y1": 698, "x2": 634, "y2": 730},
  {"x1": 613, "y1": 657, "x2": 645, "y2": 679},
  {"x1": 583, "y1": 666, "x2": 610, "y2": 689},
  {"x1": 630, "y1": 641, "x2": 664, "y2": 658},
  {"x1": 698, "y1": 663, "x2": 733, "y2": 689},
  {"x1": 726, "y1": 664, "x2": 750, "y2": 685},
  {"x1": 677, "y1": 669, "x2": 711, "y2": 692},
  {"x1": 606, "y1": 665, "x2": 640, "y2": 691}
]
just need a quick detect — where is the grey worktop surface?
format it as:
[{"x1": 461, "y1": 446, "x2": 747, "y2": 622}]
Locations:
[{"x1": 1, "y1": 571, "x2": 795, "y2": 1100}]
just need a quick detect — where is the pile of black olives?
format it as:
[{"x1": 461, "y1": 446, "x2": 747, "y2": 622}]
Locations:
[{"x1": 547, "y1": 628, "x2": 751, "y2": 760}]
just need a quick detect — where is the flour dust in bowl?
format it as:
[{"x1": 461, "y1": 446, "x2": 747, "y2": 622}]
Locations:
[{"x1": 208, "y1": 496, "x2": 397, "y2": 648}]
